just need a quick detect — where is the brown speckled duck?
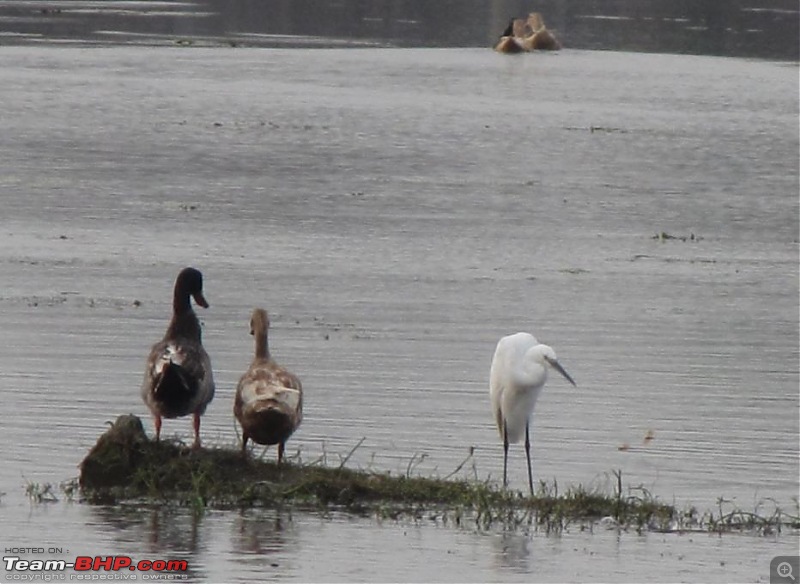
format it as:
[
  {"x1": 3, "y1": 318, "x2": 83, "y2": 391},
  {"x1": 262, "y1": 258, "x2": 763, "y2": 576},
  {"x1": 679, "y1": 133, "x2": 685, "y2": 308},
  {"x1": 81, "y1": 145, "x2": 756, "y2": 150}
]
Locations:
[
  {"x1": 521, "y1": 12, "x2": 561, "y2": 51},
  {"x1": 141, "y1": 267, "x2": 215, "y2": 449},
  {"x1": 234, "y1": 308, "x2": 302, "y2": 462}
]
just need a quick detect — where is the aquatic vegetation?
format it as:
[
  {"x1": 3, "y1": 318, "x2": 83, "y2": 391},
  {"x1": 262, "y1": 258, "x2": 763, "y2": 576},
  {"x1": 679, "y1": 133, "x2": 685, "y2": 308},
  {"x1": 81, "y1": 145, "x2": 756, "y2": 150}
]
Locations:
[
  {"x1": 653, "y1": 231, "x2": 703, "y2": 242},
  {"x1": 76, "y1": 416, "x2": 798, "y2": 535},
  {"x1": 24, "y1": 480, "x2": 59, "y2": 504},
  {"x1": 60, "y1": 479, "x2": 78, "y2": 503}
]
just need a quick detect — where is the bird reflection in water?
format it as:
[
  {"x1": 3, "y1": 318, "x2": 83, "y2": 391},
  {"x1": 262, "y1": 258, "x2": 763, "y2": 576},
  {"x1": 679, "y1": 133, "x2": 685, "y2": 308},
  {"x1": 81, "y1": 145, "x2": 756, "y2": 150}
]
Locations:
[
  {"x1": 492, "y1": 532, "x2": 531, "y2": 573},
  {"x1": 233, "y1": 509, "x2": 292, "y2": 565}
]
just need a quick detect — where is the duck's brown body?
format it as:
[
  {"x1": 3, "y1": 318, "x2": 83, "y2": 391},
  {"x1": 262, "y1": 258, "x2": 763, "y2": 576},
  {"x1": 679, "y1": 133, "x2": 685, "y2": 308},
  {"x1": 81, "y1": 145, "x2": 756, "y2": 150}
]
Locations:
[
  {"x1": 494, "y1": 18, "x2": 526, "y2": 53},
  {"x1": 521, "y1": 13, "x2": 561, "y2": 51},
  {"x1": 234, "y1": 308, "x2": 302, "y2": 462},
  {"x1": 495, "y1": 13, "x2": 562, "y2": 53}
]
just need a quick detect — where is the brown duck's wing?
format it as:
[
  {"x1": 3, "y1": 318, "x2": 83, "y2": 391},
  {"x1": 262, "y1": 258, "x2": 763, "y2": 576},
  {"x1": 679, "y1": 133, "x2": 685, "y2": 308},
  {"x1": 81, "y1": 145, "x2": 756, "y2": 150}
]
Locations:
[
  {"x1": 495, "y1": 36, "x2": 525, "y2": 53},
  {"x1": 529, "y1": 29, "x2": 561, "y2": 50},
  {"x1": 236, "y1": 364, "x2": 302, "y2": 414}
]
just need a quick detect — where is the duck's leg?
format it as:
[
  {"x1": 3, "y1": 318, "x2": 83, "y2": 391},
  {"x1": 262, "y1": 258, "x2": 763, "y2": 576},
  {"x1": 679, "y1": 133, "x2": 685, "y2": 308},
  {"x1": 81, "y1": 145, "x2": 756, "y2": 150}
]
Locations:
[
  {"x1": 278, "y1": 441, "x2": 285, "y2": 464},
  {"x1": 192, "y1": 412, "x2": 201, "y2": 449},
  {"x1": 154, "y1": 415, "x2": 162, "y2": 442},
  {"x1": 241, "y1": 432, "x2": 249, "y2": 456},
  {"x1": 525, "y1": 421, "x2": 533, "y2": 496},
  {"x1": 503, "y1": 420, "x2": 509, "y2": 489}
]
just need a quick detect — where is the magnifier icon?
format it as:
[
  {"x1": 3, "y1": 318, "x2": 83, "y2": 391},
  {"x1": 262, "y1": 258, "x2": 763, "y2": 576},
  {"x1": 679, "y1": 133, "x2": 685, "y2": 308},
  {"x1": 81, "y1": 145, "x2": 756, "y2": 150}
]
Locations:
[{"x1": 778, "y1": 562, "x2": 796, "y2": 582}]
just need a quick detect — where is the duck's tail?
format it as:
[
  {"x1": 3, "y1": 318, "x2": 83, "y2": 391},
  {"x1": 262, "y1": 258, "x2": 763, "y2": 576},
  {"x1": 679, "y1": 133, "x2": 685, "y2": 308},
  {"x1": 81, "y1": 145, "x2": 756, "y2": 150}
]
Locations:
[
  {"x1": 243, "y1": 400, "x2": 298, "y2": 445},
  {"x1": 152, "y1": 361, "x2": 198, "y2": 417}
]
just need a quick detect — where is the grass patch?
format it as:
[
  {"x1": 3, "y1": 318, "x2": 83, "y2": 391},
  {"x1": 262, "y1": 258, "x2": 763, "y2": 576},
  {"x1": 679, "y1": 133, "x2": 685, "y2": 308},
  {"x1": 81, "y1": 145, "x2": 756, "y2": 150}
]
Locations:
[
  {"x1": 24, "y1": 480, "x2": 59, "y2": 504},
  {"x1": 652, "y1": 231, "x2": 703, "y2": 242},
  {"x1": 77, "y1": 415, "x2": 799, "y2": 535}
]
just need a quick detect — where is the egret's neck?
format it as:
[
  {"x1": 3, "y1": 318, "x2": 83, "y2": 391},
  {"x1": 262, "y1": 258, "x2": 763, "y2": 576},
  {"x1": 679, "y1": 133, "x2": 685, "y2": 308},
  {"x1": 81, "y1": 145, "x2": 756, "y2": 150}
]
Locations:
[{"x1": 515, "y1": 354, "x2": 547, "y2": 388}]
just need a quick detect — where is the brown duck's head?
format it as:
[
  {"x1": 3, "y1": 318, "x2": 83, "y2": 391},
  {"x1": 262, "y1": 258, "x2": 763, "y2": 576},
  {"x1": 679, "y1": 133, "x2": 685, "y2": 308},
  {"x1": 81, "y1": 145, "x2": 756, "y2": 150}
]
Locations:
[
  {"x1": 527, "y1": 12, "x2": 545, "y2": 33},
  {"x1": 512, "y1": 18, "x2": 526, "y2": 38},
  {"x1": 250, "y1": 308, "x2": 270, "y2": 336},
  {"x1": 174, "y1": 267, "x2": 208, "y2": 309}
]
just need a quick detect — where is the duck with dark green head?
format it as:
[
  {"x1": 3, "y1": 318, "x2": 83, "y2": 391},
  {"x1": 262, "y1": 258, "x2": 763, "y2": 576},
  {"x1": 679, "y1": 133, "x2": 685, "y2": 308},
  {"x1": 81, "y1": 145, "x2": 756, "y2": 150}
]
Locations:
[{"x1": 141, "y1": 267, "x2": 215, "y2": 449}]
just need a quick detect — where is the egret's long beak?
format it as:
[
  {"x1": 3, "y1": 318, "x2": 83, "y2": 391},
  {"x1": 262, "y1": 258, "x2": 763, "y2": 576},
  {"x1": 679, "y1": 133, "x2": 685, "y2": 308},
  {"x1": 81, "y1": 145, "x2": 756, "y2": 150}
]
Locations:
[
  {"x1": 192, "y1": 291, "x2": 209, "y2": 309},
  {"x1": 546, "y1": 357, "x2": 576, "y2": 387}
]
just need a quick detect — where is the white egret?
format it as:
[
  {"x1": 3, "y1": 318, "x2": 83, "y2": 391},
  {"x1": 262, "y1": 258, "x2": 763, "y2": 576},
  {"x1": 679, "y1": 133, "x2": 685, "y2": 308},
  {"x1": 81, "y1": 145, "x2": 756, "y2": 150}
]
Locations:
[{"x1": 489, "y1": 332, "x2": 576, "y2": 494}]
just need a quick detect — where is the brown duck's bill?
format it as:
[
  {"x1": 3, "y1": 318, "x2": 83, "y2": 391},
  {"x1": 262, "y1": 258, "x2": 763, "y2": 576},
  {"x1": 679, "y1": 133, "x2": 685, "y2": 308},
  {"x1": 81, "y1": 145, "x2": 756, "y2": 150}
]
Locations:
[
  {"x1": 546, "y1": 356, "x2": 577, "y2": 387},
  {"x1": 193, "y1": 292, "x2": 209, "y2": 308}
]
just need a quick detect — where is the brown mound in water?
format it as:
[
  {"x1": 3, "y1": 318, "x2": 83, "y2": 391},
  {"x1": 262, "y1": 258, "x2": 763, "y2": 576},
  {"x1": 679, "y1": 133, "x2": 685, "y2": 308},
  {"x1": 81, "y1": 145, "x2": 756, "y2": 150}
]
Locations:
[
  {"x1": 79, "y1": 414, "x2": 262, "y2": 502},
  {"x1": 77, "y1": 415, "x2": 684, "y2": 534},
  {"x1": 78, "y1": 415, "x2": 485, "y2": 510},
  {"x1": 79, "y1": 414, "x2": 150, "y2": 489}
]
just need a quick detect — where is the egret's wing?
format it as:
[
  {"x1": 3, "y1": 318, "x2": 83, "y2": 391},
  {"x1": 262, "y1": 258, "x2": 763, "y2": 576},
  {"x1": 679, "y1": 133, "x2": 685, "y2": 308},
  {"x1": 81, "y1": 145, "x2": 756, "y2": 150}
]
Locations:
[{"x1": 489, "y1": 346, "x2": 507, "y2": 439}]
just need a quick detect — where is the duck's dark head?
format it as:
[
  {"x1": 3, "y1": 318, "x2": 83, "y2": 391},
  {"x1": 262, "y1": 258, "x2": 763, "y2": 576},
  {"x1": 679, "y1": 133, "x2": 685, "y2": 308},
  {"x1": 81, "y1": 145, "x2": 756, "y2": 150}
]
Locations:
[{"x1": 174, "y1": 267, "x2": 208, "y2": 310}]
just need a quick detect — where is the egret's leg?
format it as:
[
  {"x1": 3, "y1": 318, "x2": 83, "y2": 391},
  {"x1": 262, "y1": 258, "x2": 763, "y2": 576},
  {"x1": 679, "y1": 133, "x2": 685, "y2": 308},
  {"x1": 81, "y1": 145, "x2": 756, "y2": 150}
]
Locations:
[
  {"x1": 525, "y1": 422, "x2": 533, "y2": 496},
  {"x1": 503, "y1": 421, "x2": 509, "y2": 488}
]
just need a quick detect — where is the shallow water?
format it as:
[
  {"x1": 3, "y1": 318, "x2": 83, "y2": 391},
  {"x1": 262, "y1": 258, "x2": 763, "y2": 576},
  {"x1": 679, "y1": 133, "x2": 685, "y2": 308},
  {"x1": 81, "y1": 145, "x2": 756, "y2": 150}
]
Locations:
[{"x1": 0, "y1": 47, "x2": 798, "y2": 582}]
